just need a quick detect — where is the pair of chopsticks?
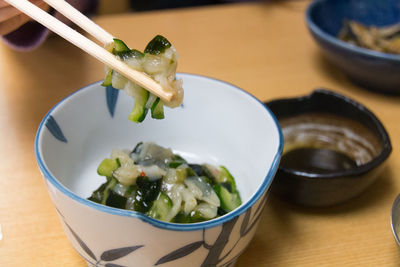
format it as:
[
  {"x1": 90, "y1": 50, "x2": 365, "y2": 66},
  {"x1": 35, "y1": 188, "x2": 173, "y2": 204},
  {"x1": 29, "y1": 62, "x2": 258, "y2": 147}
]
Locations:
[{"x1": 5, "y1": 0, "x2": 175, "y2": 104}]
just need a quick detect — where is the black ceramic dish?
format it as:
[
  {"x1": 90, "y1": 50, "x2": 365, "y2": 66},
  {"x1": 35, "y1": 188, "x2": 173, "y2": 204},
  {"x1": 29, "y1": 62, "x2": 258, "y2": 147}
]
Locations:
[{"x1": 265, "y1": 89, "x2": 392, "y2": 207}]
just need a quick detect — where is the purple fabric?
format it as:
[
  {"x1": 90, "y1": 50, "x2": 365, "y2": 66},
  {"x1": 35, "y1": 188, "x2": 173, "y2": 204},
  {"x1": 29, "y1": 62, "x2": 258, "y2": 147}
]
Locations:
[{"x1": 2, "y1": 0, "x2": 98, "y2": 51}]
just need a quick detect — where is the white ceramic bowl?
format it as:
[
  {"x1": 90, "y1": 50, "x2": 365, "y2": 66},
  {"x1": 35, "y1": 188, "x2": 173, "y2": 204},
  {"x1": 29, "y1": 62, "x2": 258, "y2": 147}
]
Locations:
[{"x1": 35, "y1": 73, "x2": 282, "y2": 267}]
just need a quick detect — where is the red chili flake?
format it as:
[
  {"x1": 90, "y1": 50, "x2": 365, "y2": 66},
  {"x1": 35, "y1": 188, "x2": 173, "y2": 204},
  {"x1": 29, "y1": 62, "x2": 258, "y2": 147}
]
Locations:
[{"x1": 140, "y1": 171, "x2": 146, "y2": 177}]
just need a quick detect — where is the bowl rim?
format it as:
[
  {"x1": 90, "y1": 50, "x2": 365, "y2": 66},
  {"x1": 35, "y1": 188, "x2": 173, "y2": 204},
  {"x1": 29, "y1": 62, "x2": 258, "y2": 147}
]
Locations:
[
  {"x1": 35, "y1": 73, "x2": 283, "y2": 231},
  {"x1": 391, "y1": 193, "x2": 400, "y2": 246},
  {"x1": 265, "y1": 89, "x2": 392, "y2": 179},
  {"x1": 305, "y1": 0, "x2": 400, "y2": 62}
]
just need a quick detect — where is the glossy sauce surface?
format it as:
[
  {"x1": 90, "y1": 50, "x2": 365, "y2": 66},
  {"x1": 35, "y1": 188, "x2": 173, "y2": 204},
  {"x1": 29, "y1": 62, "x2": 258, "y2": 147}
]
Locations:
[
  {"x1": 280, "y1": 112, "x2": 382, "y2": 170},
  {"x1": 280, "y1": 147, "x2": 358, "y2": 174}
]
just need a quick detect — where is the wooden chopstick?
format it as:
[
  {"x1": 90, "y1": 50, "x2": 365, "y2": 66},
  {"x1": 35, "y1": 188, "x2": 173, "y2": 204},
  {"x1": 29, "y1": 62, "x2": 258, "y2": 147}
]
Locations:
[
  {"x1": 42, "y1": 0, "x2": 113, "y2": 45},
  {"x1": 4, "y1": 0, "x2": 175, "y2": 104}
]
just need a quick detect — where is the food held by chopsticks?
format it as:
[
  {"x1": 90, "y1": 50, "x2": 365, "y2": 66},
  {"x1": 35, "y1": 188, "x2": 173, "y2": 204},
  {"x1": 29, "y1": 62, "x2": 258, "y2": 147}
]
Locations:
[
  {"x1": 103, "y1": 35, "x2": 184, "y2": 123},
  {"x1": 338, "y1": 20, "x2": 400, "y2": 55},
  {"x1": 4, "y1": 0, "x2": 183, "y2": 121}
]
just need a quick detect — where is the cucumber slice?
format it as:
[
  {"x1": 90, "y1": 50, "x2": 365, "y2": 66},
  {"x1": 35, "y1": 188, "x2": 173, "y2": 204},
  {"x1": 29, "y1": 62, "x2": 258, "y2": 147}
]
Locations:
[
  {"x1": 144, "y1": 35, "x2": 171, "y2": 55},
  {"x1": 151, "y1": 97, "x2": 164, "y2": 119},
  {"x1": 147, "y1": 192, "x2": 172, "y2": 221},
  {"x1": 129, "y1": 49, "x2": 145, "y2": 59},
  {"x1": 172, "y1": 210, "x2": 209, "y2": 223},
  {"x1": 102, "y1": 69, "x2": 113, "y2": 86},
  {"x1": 113, "y1": 38, "x2": 130, "y2": 54},
  {"x1": 168, "y1": 161, "x2": 184, "y2": 168},
  {"x1": 216, "y1": 166, "x2": 237, "y2": 192},
  {"x1": 101, "y1": 177, "x2": 118, "y2": 205},
  {"x1": 128, "y1": 87, "x2": 149, "y2": 123},
  {"x1": 213, "y1": 184, "x2": 242, "y2": 212},
  {"x1": 168, "y1": 154, "x2": 187, "y2": 168},
  {"x1": 97, "y1": 158, "x2": 121, "y2": 177},
  {"x1": 189, "y1": 164, "x2": 210, "y2": 177},
  {"x1": 175, "y1": 166, "x2": 187, "y2": 183},
  {"x1": 119, "y1": 49, "x2": 145, "y2": 61}
]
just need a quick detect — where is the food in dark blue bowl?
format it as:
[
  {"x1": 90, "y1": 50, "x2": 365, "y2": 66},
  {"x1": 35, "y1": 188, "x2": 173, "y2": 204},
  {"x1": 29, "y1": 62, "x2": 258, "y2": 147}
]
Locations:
[
  {"x1": 338, "y1": 21, "x2": 400, "y2": 55},
  {"x1": 265, "y1": 89, "x2": 392, "y2": 207},
  {"x1": 306, "y1": 0, "x2": 400, "y2": 94}
]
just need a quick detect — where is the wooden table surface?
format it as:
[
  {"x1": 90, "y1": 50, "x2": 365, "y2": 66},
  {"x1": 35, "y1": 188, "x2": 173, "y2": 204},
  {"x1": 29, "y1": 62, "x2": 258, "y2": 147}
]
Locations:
[{"x1": 1, "y1": 1, "x2": 399, "y2": 266}]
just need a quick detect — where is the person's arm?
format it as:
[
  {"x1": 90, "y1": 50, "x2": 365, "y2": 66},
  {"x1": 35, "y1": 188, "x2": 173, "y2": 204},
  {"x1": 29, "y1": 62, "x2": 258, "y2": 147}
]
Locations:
[{"x1": 1, "y1": 0, "x2": 98, "y2": 51}]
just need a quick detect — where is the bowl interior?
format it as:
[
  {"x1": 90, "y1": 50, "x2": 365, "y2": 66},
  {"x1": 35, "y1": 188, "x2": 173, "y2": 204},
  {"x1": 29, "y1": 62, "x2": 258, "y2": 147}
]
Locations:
[
  {"x1": 310, "y1": 0, "x2": 400, "y2": 37},
  {"x1": 279, "y1": 112, "x2": 382, "y2": 170},
  {"x1": 36, "y1": 73, "x2": 282, "y2": 218},
  {"x1": 266, "y1": 89, "x2": 391, "y2": 176}
]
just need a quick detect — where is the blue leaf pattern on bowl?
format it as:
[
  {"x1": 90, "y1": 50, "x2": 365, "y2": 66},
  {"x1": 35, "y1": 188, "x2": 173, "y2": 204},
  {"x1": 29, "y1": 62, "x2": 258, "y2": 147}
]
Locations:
[
  {"x1": 155, "y1": 241, "x2": 203, "y2": 265},
  {"x1": 101, "y1": 246, "x2": 144, "y2": 261},
  {"x1": 155, "y1": 194, "x2": 267, "y2": 267},
  {"x1": 51, "y1": 165, "x2": 267, "y2": 266},
  {"x1": 64, "y1": 220, "x2": 97, "y2": 262},
  {"x1": 54, "y1": 197, "x2": 266, "y2": 266},
  {"x1": 106, "y1": 86, "x2": 119, "y2": 117},
  {"x1": 45, "y1": 115, "x2": 67, "y2": 143},
  {"x1": 53, "y1": 184, "x2": 267, "y2": 266},
  {"x1": 55, "y1": 207, "x2": 143, "y2": 267},
  {"x1": 104, "y1": 264, "x2": 127, "y2": 267}
]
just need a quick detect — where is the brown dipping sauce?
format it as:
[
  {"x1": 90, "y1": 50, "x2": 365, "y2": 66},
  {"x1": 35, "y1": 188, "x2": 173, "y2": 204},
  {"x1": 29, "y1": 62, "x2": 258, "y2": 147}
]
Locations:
[
  {"x1": 280, "y1": 147, "x2": 358, "y2": 173},
  {"x1": 279, "y1": 113, "x2": 382, "y2": 174}
]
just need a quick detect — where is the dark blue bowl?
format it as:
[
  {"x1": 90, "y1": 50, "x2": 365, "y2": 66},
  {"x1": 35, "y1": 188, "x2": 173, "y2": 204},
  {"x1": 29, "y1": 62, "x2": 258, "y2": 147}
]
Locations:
[{"x1": 306, "y1": 0, "x2": 400, "y2": 94}]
